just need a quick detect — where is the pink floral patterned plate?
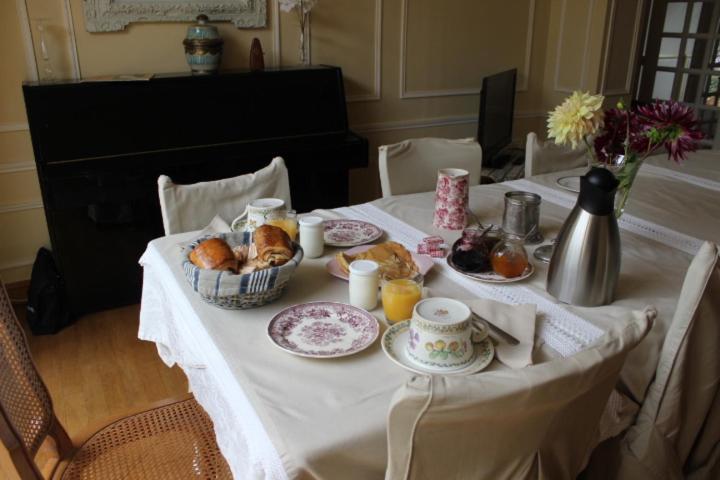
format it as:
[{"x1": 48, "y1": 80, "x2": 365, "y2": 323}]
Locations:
[
  {"x1": 325, "y1": 245, "x2": 435, "y2": 281},
  {"x1": 324, "y1": 220, "x2": 383, "y2": 247},
  {"x1": 267, "y1": 302, "x2": 380, "y2": 358}
]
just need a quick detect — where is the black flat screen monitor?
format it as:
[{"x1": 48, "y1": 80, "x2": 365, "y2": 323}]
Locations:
[{"x1": 477, "y1": 69, "x2": 517, "y2": 163}]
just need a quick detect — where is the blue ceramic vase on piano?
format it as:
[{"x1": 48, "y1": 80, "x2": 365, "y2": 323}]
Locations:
[{"x1": 183, "y1": 14, "x2": 223, "y2": 75}]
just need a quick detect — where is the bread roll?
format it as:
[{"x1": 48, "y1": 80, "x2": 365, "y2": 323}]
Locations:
[
  {"x1": 190, "y1": 238, "x2": 239, "y2": 272},
  {"x1": 254, "y1": 224, "x2": 294, "y2": 266}
]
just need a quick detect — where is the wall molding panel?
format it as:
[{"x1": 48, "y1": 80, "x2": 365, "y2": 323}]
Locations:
[
  {"x1": 0, "y1": 200, "x2": 43, "y2": 215},
  {"x1": 0, "y1": 123, "x2": 29, "y2": 133},
  {"x1": 346, "y1": 0, "x2": 383, "y2": 103},
  {"x1": 0, "y1": 257, "x2": 35, "y2": 273},
  {"x1": 600, "y1": 0, "x2": 644, "y2": 96},
  {"x1": 271, "y1": 1, "x2": 281, "y2": 67},
  {"x1": 63, "y1": 0, "x2": 82, "y2": 79},
  {"x1": 353, "y1": 111, "x2": 545, "y2": 134},
  {"x1": 554, "y1": 0, "x2": 596, "y2": 93},
  {"x1": 399, "y1": 0, "x2": 536, "y2": 99},
  {"x1": 0, "y1": 162, "x2": 36, "y2": 174},
  {"x1": 15, "y1": 0, "x2": 39, "y2": 82},
  {"x1": 273, "y1": 0, "x2": 382, "y2": 102}
]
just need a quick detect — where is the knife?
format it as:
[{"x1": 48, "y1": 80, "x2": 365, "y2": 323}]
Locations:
[{"x1": 471, "y1": 312, "x2": 520, "y2": 345}]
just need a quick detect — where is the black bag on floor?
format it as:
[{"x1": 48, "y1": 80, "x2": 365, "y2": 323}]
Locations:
[{"x1": 26, "y1": 247, "x2": 73, "y2": 335}]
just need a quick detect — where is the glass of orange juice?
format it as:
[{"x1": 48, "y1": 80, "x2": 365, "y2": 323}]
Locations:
[
  {"x1": 266, "y1": 210, "x2": 298, "y2": 241},
  {"x1": 381, "y1": 274, "x2": 424, "y2": 324}
]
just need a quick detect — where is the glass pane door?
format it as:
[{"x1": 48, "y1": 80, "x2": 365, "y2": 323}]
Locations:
[{"x1": 638, "y1": 0, "x2": 720, "y2": 147}]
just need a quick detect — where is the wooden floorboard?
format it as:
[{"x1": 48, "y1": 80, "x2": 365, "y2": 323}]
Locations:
[{"x1": 1, "y1": 302, "x2": 188, "y2": 479}]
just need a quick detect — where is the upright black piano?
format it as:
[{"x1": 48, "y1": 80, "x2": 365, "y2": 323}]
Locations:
[{"x1": 23, "y1": 65, "x2": 368, "y2": 316}]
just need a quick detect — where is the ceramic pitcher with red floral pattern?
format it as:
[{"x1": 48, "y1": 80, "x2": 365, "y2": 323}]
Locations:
[{"x1": 432, "y1": 168, "x2": 469, "y2": 230}]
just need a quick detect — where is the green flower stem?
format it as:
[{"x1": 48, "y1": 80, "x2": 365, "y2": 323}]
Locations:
[
  {"x1": 614, "y1": 154, "x2": 642, "y2": 218},
  {"x1": 583, "y1": 136, "x2": 597, "y2": 169}
]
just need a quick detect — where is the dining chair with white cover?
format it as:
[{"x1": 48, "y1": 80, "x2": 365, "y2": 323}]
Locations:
[
  {"x1": 378, "y1": 138, "x2": 482, "y2": 198},
  {"x1": 157, "y1": 156, "x2": 291, "y2": 235},
  {"x1": 607, "y1": 241, "x2": 720, "y2": 480},
  {"x1": 385, "y1": 308, "x2": 654, "y2": 480},
  {"x1": 525, "y1": 132, "x2": 587, "y2": 177}
]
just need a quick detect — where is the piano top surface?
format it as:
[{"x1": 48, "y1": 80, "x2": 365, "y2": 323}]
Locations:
[
  {"x1": 23, "y1": 65, "x2": 356, "y2": 165},
  {"x1": 22, "y1": 64, "x2": 339, "y2": 87}
]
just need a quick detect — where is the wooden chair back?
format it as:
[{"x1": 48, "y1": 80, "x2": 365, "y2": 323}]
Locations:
[{"x1": 0, "y1": 280, "x2": 73, "y2": 479}]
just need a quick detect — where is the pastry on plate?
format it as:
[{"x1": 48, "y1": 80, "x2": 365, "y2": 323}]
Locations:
[{"x1": 336, "y1": 241, "x2": 418, "y2": 280}]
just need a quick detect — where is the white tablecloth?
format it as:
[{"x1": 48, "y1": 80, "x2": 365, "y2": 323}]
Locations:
[{"x1": 138, "y1": 150, "x2": 720, "y2": 479}]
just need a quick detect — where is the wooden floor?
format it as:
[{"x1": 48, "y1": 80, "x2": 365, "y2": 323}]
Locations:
[{"x1": 1, "y1": 302, "x2": 188, "y2": 479}]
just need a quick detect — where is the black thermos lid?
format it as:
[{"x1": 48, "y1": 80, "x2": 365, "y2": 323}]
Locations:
[{"x1": 578, "y1": 167, "x2": 620, "y2": 215}]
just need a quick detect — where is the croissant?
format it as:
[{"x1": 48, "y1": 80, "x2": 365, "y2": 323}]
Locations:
[
  {"x1": 190, "y1": 238, "x2": 239, "y2": 273},
  {"x1": 254, "y1": 224, "x2": 294, "y2": 267}
]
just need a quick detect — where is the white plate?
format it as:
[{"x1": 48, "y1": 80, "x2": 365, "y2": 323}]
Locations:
[
  {"x1": 326, "y1": 244, "x2": 435, "y2": 281},
  {"x1": 381, "y1": 321, "x2": 494, "y2": 376},
  {"x1": 324, "y1": 219, "x2": 384, "y2": 247},
  {"x1": 556, "y1": 175, "x2": 580, "y2": 193},
  {"x1": 267, "y1": 302, "x2": 379, "y2": 358},
  {"x1": 446, "y1": 254, "x2": 534, "y2": 283}
]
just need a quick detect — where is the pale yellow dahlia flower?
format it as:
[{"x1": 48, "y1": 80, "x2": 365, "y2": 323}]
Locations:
[{"x1": 547, "y1": 91, "x2": 605, "y2": 149}]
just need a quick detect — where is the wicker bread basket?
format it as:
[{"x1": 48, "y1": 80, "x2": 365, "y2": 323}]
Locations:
[{"x1": 183, "y1": 232, "x2": 303, "y2": 309}]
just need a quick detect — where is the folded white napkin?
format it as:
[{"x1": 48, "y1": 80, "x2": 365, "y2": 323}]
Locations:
[
  {"x1": 177, "y1": 215, "x2": 232, "y2": 249},
  {"x1": 463, "y1": 298, "x2": 537, "y2": 368},
  {"x1": 202, "y1": 215, "x2": 232, "y2": 234}
]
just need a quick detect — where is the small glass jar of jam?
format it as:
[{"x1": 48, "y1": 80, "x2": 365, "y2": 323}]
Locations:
[{"x1": 490, "y1": 232, "x2": 529, "y2": 278}]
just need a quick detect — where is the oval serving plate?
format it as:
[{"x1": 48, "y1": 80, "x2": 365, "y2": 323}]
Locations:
[
  {"x1": 446, "y1": 253, "x2": 534, "y2": 283},
  {"x1": 381, "y1": 321, "x2": 494, "y2": 376},
  {"x1": 326, "y1": 244, "x2": 435, "y2": 281},
  {"x1": 556, "y1": 175, "x2": 581, "y2": 193},
  {"x1": 324, "y1": 219, "x2": 383, "y2": 247},
  {"x1": 267, "y1": 302, "x2": 379, "y2": 358}
]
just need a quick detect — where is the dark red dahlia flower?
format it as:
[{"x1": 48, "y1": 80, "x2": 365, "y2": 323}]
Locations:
[
  {"x1": 636, "y1": 100, "x2": 704, "y2": 162},
  {"x1": 593, "y1": 108, "x2": 649, "y2": 163}
]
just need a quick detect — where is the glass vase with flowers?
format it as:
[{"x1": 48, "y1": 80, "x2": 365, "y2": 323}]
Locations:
[{"x1": 547, "y1": 93, "x2": 704, "y2": 218}]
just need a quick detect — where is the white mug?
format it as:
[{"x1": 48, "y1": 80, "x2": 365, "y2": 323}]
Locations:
[
  {"x1": 231, "y1": 198, "x2": 286, "y2": 232},
  {"x1": 406, "y1": 298, "x2": 486, "y2": 370}
]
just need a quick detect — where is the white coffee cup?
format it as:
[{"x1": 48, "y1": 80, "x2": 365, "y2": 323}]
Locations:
[
  {"x1": 231, "y1": 198, "x2": 286, "y2": 232},
  {"x1": 406, "y1": 298, "x2": 486, "y2": 370}
]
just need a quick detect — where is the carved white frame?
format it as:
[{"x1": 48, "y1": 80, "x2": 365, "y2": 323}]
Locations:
[{"x1": 83, "y1": 0, "x2": 267, "y2": 32}]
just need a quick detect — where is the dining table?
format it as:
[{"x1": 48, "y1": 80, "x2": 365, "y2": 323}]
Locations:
[{"x1": 138, "y1": 149, "x2": 719, "y2": 479}]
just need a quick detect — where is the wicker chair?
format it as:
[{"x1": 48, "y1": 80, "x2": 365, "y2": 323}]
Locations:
[{"x1": 0, "y1": 280, "x2": 232, "y2": 479}]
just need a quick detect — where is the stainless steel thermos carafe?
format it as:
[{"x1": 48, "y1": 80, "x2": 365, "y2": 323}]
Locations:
[{"x1": 547, "y1": 168, "x2": 620, "y2": 306}]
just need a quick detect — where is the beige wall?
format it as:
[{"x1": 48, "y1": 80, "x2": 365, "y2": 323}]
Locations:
[{"x1": 0, "y1": 0, "x2": 641, "y2": 283}]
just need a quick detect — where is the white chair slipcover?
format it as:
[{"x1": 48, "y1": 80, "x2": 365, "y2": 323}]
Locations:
[
  {"x1": 386, "y1": 308, "x2": 654, "y2": 480},
  {"x1": 157, "y1": 157, "x2": 291, "y2": 235},
  {"x1": 378, "y1": 138, "x2": 482, "y2": 198},
  {"x1": 525, "y1": 132, "x2": 587, "y2": 177},
  {"x1": 610, "y1": 242, "x2": 720, "y2": 480}
]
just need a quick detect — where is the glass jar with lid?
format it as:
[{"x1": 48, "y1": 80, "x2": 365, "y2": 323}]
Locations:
[{"x1": 490, "y1": 232, "x2": 529, "y2": 278}]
